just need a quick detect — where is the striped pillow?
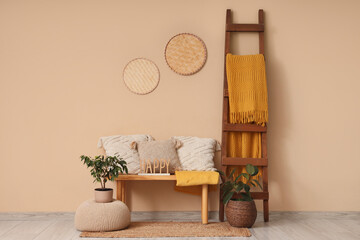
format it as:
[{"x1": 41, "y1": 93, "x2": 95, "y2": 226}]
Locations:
[
  {"x1": 97, "y1": 134, "x2": 154, "y2": 174},
  {"x1": 171, "y1": 136, "x2": 220, "y2": 171}
]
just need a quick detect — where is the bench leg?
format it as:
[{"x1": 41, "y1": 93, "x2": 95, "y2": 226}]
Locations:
[
  {"x1": 201, "y1": 184, "x2": 208, "y2": 224},
  {"x1": 121, "y1": 181, "x2": 126, "y2": 204},
  {"x1": 116, "y1": 180, "x2": 126, "y2": 203},
  {"x1": 116, "y1": 180, "x2": 122, "y2": 201}
]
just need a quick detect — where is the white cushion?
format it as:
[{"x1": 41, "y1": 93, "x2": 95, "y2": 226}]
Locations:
[
  {"x1": 98, "y1": 134, "x2": 154, "y2": 173},
  {"x1": 75, "y1": 199, "x2": 130, "y2": 232},
  {"x1": 171, "y1": 136, "x2": 221, "y2": 171}
]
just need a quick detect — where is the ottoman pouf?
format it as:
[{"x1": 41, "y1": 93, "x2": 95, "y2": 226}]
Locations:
[{"x1": 75, "y1": 199, "x2": 130, "y2": 232}]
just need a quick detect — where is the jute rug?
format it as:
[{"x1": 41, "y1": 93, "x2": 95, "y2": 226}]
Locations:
[{"x1": 80, "y1": 222, "x2": 251, "y2": 238}]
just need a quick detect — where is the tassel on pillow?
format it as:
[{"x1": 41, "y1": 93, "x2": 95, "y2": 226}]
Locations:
[
  {"x1": 130, "y1": 141, "x2": 137, "y2": 150},
  {"x1": 172, "y1": 139, "x2": 182, "y2": 149}
]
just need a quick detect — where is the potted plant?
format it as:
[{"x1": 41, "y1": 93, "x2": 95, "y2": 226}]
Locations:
[
  {"x1": 80, "y1": 155, "x2": 128, "y2": 203},
  {"x1": 219, "y1": 164, "x2": 262, "y2": 228}
]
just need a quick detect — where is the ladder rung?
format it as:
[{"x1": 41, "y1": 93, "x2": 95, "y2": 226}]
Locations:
[
  {"x1": 226, "y1": 23, "x2": 264, "y2": 32},
  {"x1": 233, "y1": 192, "x2": 269, "y2": 199},
  {"x1": 223, "y1": 123, "x2": 267, "y2": 132},
  {"x1": 222, "y1": 157, "x2": 268, "y2": 166}
]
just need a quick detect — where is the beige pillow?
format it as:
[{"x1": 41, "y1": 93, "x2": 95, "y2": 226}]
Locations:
[
  {"x1": 171, "y1": 136, "x2": 221, "y2": 171},
  {"x1": 131, "y1": 139, "x2": 182, "y2": 173},
  {"x1": 97, "y1": 134, "x2": 154, "y2": 174}
]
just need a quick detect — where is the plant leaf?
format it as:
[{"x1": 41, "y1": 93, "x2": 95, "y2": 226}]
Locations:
[
  {"x1": 235, "y1": 173, "x2": 249, "y2": 182},
  {"x1": 223, "y1": 191, "x2": 235, "y2": 205},
  {"x1": 235, "y1": 182, "x2": 244, "y2": 192},
  {"x1": 217, "y1": 170, "x2": 226, "y2": 177},
  {"x1": 243, "y1": 184, "x2": 250, "y2": 193},
  {"x1": 252, "y1": 179, "x2": 263, "y2": 190},
  {"x1": 221, "y1": 182, "x2": 233, "y2": 198},
  {"x1": 252, "y1": 166, "x2": 259, "y2": 176},
  {"x1": 229, "y1": 168, "x2": 236, "y2": 180},
  {"x1": 245, "y1": 164, "x2": 255, "y2": 175},
  {"x1": 239, "y1": 192, "x2": 252, "y2": 201},
  {"x1": 80, "y1": 154, "x2": 128, "y2": 185}
]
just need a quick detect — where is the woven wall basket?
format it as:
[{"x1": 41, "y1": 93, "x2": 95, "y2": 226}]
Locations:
[
  {"x1": 123, "y1": 58, "x2": 160, "y2": 95},
  {"x1": 165, "y1": 33, "x2": 207, "y2": 75}
]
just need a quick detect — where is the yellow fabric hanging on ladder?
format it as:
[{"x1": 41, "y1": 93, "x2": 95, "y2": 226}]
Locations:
[
  {"x1": 226, "y1": 53, "x2": 268, "y2": 181},
  {"x1": 227, "y1": 132, "x2": 262, "y2": 181}
]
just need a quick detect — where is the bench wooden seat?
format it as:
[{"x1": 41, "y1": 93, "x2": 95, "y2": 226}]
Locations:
[{"x1": 115, "y1": 174, "x2": 209, "y2": 224}]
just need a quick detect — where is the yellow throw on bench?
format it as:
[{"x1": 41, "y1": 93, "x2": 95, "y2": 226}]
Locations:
[{"x1": 174, "y1": 171, "x2": 219, "y2": 195}]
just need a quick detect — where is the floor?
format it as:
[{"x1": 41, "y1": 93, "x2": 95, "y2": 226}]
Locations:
[{"x1": 0, "y1": 211, "x2": 359, "y2": 240}]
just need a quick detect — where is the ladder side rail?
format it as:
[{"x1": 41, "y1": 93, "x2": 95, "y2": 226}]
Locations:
[
  {"x1": 258, "y1": 9, "x2": 269, "y2": 222},
  {"x1": 219, "y1": 8, "x2": 232, "y2": 222}
]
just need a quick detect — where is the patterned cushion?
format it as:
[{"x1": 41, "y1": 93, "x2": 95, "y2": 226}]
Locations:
[
  {"x1": 97, "y1": 134, "x2": 154, "y2": 174},
  {"x1": 171, "y1": 136, "x2": 220, "y2": 171},
  {"x1": 132, "y1": 139, "x2": 182, "y2": 173}
]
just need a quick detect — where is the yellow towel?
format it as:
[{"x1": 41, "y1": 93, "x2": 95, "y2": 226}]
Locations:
[
  {"x1": 226, "y1": 54, "x2": 268, "y2": 182},
  {"x1": 174, "y1": 171, "x2": 219, "y2": 195}
]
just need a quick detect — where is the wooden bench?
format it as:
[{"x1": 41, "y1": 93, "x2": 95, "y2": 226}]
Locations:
[{"x1": 115, "y1": 174, "x2": 209, "y2": 224}]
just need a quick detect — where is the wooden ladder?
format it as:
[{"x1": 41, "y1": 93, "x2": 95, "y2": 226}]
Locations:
[{"x1": 219, "y1": 9, "x2": 269, "y2": 222}]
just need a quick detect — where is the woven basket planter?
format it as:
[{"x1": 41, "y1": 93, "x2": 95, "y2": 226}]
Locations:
[{"x1": 225, "y1": 200, "x2": 257, "y2": 228}]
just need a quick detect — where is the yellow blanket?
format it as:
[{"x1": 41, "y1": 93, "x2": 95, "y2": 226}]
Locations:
[
  {"x1": 174, "y1": 171, "x2": 219, "y2": 195},
  {"x1": 226, "y1": 54, "x2": 268, "y2": 181}
]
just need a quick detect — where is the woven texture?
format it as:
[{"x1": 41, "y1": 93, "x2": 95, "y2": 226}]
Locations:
[
  {"x1": 175, "y1": 171, "x2": 219, "y2": 186},
  {"x1": 134, "y1": 139, "x2": 182, "y2": 173},
  {"x1": 226, "y1": 54, "x2": 268, "y2": 181},
  {"x1": 226, "y1": 54, "x2": 268, "y2": 124},
  {"x1": 171, "y1": 136, "x2": 219, "y2": 195},
  {"x1": 225, "y1": 200, "x2": 257, "y2": 228},
  {"x1": 123, "y1": 58, "x2": 160, "y2": 95},
  {"x1": 80, "y1": 222, "x2": 251, "y2": 238},
  {"x1": 171, "y1": 136, "x2": 220, "y2": 171},
  {"x1": 97, "y1": 134, "x2": 154, "y2": 174},
  {"x1": 75, "y1": 199, "x2": 130, "y2": 232},
  {"x1": 165, "y1": 33, "x2": 207, "y2": 75}
]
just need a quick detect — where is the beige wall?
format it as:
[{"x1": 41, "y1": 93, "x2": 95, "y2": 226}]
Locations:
[{"x1": 1, "y1": 0, "x2": 360, "y2": 212}]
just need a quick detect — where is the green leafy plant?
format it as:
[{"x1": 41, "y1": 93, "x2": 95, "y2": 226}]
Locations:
[
  {"x1": 80, "y1": 155, "x2": 128, "y2": 189},
  {"x1": 218, "y1": 164, "x2": 262, "y2": 204}
]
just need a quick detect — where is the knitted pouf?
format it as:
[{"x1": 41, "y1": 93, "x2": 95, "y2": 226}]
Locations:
[{"x1": 75, "y1": 199, "x2": 130, "y2": 232}]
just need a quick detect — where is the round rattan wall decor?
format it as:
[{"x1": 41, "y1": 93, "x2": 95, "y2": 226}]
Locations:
[
  {"x1": 165, "y1": 33, "x2": 207, "y2": 75},
  {"x1": 123, "y1": 58, "x2": 160, "y2": 95}
]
